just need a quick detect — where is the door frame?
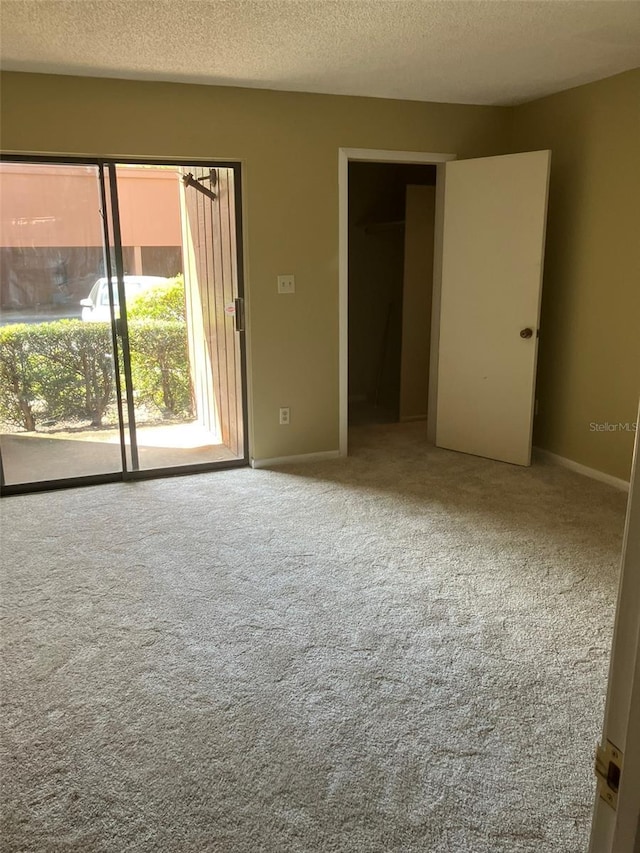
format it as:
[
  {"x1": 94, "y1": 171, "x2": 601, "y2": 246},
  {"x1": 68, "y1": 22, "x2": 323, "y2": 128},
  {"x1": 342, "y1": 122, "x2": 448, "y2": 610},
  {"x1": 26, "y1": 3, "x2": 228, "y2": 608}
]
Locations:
[
  {"x1": 338, "y1": 147, "x2": 456, "y2": 456},
  {"x1": 589, "y1": 401, "x2": 640, "y2": 853},
  {"x1": 0, "y1": 153, "x2": 251, "y2": 495}
]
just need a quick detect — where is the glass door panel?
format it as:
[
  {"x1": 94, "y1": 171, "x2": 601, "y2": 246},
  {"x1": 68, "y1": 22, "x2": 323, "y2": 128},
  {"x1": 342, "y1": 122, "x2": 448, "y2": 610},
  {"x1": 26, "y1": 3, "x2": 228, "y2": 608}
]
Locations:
[
  {"x1": 0, "y1": 161, "x2": 123, "y2": 486},
  {"x1": 97, "y1": 163, "x2": 136, "y2": 474},
  {"x1": 112, "y1": 163, "x2": 246, "y2": 472}
]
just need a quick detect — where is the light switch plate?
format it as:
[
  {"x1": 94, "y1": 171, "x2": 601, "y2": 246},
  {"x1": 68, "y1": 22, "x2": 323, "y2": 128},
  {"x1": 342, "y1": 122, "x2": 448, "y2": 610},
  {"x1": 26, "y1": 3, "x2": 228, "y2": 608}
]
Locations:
[{"x1": 277, "y1": 274, "x2": 295, "y2": 294}]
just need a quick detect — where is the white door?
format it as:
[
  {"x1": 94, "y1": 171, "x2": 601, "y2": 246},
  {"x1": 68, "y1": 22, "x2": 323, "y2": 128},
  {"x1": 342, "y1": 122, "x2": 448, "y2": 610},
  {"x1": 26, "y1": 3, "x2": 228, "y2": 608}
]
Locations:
[
  {"x1": 589, "y1": 404, "x2": 640, "y2": 853},
  {"x1": 435, "y1": 150, "x2": 551, "y2": 466}
]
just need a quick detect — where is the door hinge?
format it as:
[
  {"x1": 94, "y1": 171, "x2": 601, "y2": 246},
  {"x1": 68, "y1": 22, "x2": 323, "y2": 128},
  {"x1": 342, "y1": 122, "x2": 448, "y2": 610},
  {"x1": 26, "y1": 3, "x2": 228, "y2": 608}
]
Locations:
[{"x1": 595, "y1": 739, "x2": 623, "y2": 810}]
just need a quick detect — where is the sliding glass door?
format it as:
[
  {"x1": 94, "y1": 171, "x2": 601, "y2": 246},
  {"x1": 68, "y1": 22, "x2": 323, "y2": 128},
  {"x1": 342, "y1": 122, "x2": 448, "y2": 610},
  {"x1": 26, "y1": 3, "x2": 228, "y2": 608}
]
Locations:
[
  {"x1": 0, "y1": 157, "x2": 247, "y2": 494},
  {"x1": 113, "y1": 163, "x2": 246, "y2": 472}
]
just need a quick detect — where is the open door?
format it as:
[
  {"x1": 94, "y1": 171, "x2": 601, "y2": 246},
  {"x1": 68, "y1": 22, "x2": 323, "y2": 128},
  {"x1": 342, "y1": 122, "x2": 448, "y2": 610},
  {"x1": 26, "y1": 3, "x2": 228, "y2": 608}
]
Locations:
[
  {"x1": 435, "y1": 150, "x2": 551, "y2": 466},
  {"x1": 588, "y1": 403, "x2": 640, "y2": 853}
]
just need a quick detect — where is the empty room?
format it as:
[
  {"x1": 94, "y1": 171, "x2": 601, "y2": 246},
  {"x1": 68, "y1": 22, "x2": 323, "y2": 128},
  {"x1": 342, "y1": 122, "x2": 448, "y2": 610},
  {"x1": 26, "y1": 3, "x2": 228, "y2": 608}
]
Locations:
[{"x1": 1, "y1": 2, "x2": 639, "y2": 852}]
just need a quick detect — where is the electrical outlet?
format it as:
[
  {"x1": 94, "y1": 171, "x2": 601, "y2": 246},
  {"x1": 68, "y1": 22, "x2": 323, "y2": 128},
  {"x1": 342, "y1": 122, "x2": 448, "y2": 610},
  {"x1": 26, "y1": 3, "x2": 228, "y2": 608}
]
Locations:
[
  {"x1": 277, "y1": 275, "x2": 295, "y2": 294},
  {"x1": 279, "y1": 407, "x2": 290, "y2": 425}
]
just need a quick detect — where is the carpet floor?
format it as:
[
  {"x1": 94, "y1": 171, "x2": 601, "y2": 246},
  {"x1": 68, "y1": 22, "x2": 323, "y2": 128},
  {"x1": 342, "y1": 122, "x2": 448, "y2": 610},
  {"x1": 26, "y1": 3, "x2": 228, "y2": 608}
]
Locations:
[{"x1": 0, "y1": 423, "x2": 627, "y2": 852}]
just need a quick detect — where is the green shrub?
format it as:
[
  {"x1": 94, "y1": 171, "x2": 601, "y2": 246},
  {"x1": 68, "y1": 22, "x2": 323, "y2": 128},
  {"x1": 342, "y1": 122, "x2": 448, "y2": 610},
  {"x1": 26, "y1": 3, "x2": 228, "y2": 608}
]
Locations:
[
  {"x1": 0, "y1": 324, "x2": 37, "y2": 431},
  {"x1": 128, "y1": 320, "x2": 192, "y2": 417},
  {"x1": 126, "y1": 275, "x2": 192, "y2": 417},
  {"x1": 0, "y1": 321, "x2": 115, "y2": 429},
  {"x1": 127, "y1": 275, "x2": 186, "y2": 322},
  {"x1": 29, "y1": 321, "x2": 115, "y2": 427},
  {"x1": 0, "y1": 276, "x2": 193, "y2": 430}
]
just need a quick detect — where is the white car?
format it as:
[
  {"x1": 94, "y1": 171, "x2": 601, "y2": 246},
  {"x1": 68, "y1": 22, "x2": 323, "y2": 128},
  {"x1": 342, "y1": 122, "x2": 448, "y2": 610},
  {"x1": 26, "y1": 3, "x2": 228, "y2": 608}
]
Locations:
[{"x1": 80, "y1": 275, "x2": 171, "y2": 322}]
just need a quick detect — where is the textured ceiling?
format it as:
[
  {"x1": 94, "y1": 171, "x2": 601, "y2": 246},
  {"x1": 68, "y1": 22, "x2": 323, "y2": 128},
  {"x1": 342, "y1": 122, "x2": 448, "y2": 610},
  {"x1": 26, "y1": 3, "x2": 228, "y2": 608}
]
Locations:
[{"x1": 1, "y1": 0, "x2": 639, "y2": 106}]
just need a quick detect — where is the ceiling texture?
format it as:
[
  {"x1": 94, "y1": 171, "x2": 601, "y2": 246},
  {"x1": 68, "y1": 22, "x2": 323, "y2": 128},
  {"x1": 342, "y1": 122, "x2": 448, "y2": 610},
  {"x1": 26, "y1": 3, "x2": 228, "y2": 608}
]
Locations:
[{"x1": 1, "y1": 0, "x2": 639, "y2": 106}]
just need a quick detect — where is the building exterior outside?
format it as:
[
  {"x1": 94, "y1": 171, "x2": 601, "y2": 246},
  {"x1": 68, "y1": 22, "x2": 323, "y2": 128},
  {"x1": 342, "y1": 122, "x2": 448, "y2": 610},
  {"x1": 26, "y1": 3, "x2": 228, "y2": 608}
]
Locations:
[{"x1": 0, "y1": 163, "x2": 182, "y2": 320}]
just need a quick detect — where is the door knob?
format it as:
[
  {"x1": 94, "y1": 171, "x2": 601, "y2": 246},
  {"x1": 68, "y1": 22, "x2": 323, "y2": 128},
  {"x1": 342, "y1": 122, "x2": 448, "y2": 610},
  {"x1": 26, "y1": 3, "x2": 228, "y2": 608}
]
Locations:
[{"x1": 520, "y1": 328, "x2": 533, "y2": 339}]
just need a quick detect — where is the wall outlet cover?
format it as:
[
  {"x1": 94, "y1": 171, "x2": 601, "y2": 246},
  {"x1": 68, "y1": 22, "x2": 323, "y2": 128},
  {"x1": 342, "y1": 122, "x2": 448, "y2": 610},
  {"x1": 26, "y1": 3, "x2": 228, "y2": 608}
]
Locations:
[{"x1": 277, "y1": 275, "x2": 295, "y2": 294}]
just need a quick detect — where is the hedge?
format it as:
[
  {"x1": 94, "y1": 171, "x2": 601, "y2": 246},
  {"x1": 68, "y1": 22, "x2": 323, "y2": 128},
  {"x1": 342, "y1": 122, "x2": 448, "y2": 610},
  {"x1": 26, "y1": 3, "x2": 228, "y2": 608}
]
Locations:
[
  {"x1": 0, "y1": 316, "x2": 192, "y2": 431},
  {"x1": 128, "y1": 320, "x2": 193, "y2": 418},
  {"x1": 126, "y1": 277, "x2": 193, "y2": 418}
]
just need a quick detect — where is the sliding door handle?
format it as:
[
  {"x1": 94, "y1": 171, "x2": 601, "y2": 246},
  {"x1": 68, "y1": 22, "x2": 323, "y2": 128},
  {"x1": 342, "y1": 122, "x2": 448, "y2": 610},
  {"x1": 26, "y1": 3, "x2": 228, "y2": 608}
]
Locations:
[{"x1": 234, "y1": 297, "x2": 245, "y2": 332}]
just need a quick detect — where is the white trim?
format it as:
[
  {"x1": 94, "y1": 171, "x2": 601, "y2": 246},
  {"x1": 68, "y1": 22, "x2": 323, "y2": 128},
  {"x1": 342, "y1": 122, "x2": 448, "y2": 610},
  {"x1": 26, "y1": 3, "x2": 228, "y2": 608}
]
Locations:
[
  {"x1": 427, "y1": 163, "x2": 447, "y2": 444},
  {"x1": 589, "y1": 399, "x2": 640, "y2": 853},
  {"x1": 610, "y1": 612, "x2": 640, "y2": 853},
  {"x1": 338, "y1": 147, "x2": 456, "y2": 458},
  {"x1": 342, "y1": 148, "x2": 457, "y2": 165},
  {"x1": 238, "y1": 160, "x2": 255, "y2": 464},
  {"x1": 250, "y1": 450, "x2": 340, "y2": 469},
  {"x1": 535, "y1": 447, "x2": 630, "y2": 492},
  {"x1": 339, "y1": 148, "x2": 349, "y2": 457}
]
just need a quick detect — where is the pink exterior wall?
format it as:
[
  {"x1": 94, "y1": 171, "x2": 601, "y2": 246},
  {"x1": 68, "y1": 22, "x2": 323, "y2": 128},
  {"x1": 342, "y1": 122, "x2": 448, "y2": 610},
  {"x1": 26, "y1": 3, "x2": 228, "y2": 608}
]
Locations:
[
  {"x1": 0, "y1": 163, "x2": 182, "y2": 248},
  {"x1": 115, "y1": 167, "x2": 182, "y2": 247}
]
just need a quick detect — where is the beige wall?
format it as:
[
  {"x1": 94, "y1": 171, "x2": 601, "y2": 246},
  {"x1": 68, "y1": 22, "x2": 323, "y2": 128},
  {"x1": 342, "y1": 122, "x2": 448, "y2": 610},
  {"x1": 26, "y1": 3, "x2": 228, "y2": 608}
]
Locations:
[
  {"x1": 3, "y1": 70, "x2": 635, "y2": 474},
  {"x1": 0, "y1": 71, "x2": 508, "y2": 460},
  {"x1": 509, "y1": 69, "x2": 640, "y2": 481}
]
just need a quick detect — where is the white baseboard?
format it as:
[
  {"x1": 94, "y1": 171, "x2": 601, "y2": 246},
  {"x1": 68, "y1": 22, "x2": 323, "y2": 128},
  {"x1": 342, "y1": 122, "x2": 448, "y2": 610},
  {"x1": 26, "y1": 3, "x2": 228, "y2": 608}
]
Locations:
[
  {"x1": 534, "y1": 447, "x2": 630, "y2": 492},
  {"x1": 250, "y1": 450, "x2": 341, "y2": 469}
]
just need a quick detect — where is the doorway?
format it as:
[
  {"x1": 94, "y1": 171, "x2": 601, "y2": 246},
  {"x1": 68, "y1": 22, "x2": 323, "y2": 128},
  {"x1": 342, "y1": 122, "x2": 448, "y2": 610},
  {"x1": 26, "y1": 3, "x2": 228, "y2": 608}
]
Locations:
[
  {"x1": 0, "y1": 158, "x2": 248, "y2": 494},
  {"x1": 347, "y1": 161, "x2": 437, "y2": 428},
  {"x1": 339, "y1": 149, "x2": 454, "y2": 454},
  {"x1": 340, "y1": 147, "x2": 550, "y2": 467}
]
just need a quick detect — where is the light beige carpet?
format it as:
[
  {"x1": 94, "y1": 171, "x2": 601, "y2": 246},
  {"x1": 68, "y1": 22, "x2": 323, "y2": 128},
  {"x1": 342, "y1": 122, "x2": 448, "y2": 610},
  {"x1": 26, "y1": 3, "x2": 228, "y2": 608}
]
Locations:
[{"x1": 0, "y1": 423, "x2": 627, "y2": 852}]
